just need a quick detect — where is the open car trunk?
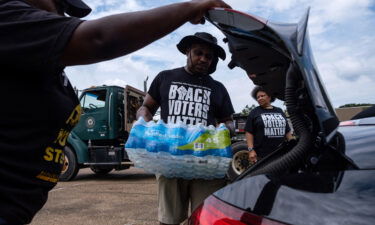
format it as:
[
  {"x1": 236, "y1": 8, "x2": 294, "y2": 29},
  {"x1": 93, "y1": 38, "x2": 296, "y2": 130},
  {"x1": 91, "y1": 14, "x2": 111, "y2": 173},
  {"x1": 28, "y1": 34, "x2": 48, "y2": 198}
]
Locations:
[{"x1": 205, "y1": 8, "x2": 356, "y2": 178}]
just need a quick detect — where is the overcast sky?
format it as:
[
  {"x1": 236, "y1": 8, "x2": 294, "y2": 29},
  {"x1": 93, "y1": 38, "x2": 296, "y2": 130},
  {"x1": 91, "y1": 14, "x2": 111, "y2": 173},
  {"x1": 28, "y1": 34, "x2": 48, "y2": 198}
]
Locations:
[{"x1": 65, "y1": 0, "x2": 375, "y2": 112}]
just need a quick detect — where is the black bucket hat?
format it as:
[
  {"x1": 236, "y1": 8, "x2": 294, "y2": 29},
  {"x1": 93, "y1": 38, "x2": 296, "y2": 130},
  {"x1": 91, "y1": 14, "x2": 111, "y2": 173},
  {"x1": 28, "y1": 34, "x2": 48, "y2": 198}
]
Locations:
[
  {"x1": 63, "y1": 0, "x2": 92, "y2": 18},
  {"x1": 177, "y1": 32, "x2": 226, "y2": 74}
]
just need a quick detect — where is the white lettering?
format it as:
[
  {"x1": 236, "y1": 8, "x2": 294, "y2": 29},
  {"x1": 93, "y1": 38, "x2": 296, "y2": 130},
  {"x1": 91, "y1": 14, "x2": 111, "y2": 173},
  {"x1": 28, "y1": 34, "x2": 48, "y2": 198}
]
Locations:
[
  {"x1": 202, "y1": 104, "x2": 209, "y2": 119},
  {"x1": 187, "y1": 102, "x2": 195, "y2": 116},
  {"x1": 203, "y1": 90, "x2": 211, "y2": 104},
  {"x1": 189, "y1": 117, "x2": 196, "y2": 124},
  {"x1": 177, "y1": 86, "x2": 188, "y2": 100},
  {"x1": 169, "y1": 100, "x2": 175, "y2": 114},
  {"x1": 194, "y1": 103, "x2": 202, "y2": 117},
  {"x1": 194, "y1": 89, "x2": 203, "y2": 103},
  {"x1": 168, "y1": 116, "x2": 175, "y2": 124},
  {"x1": 181, "y1": 101, "x2": 189, "y2": 115},
  {"x1": 169, "y1": 85, "x2": 178, "y2": 99},
  {"x1": 174, "y1": 100, "x2": 182, "y2": 115},
  {"x1": 186, "y1": 88, "x2": 194, "y2": 101},
  {"x1": 181, "y1": 116, "x2": 188, "y2": 124}
]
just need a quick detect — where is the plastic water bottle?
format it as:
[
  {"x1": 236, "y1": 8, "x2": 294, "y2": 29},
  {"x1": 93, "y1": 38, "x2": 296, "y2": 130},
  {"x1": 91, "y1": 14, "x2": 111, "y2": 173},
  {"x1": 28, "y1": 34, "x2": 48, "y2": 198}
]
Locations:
[{"x1": 125, "y1": 118, "x2": 232, "y2": 179}]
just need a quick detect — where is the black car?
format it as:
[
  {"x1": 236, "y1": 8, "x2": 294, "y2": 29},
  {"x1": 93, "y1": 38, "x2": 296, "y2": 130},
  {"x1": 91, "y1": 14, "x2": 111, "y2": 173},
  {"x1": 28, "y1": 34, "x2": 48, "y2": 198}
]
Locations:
[{"x1": 188, "y1": 8, "x2": 375, "y2": 225}]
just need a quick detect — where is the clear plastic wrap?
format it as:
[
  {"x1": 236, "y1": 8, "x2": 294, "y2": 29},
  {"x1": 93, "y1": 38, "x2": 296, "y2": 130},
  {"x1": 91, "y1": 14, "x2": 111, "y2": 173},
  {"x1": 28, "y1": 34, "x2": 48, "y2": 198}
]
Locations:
[{"x1": 125, "y1": 118, "x2": 232, "y2": 179}]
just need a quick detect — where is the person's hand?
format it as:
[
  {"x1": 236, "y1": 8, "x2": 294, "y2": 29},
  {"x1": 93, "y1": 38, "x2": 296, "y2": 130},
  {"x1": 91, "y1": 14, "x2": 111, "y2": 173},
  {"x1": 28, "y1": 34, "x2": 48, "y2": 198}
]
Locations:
[
  {"x1": 189, "y1": 0, "x2": 232, "y2": 24},
  {"x1": 142, "y1": 114, "x2": 153, "y2": 122},
  {"x1": 136, "y1": 106, "x2": 153, "y2": 122},
  {"x1": 248, "y1": 150, "x2": 257, "y2": 164}
]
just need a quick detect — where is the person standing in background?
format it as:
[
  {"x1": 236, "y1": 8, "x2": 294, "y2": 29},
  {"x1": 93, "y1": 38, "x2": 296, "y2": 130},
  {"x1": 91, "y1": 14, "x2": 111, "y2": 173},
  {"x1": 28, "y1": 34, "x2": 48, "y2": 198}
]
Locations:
[{"x1": 245, "y1": 86, "x2": 293, "y2": 164}]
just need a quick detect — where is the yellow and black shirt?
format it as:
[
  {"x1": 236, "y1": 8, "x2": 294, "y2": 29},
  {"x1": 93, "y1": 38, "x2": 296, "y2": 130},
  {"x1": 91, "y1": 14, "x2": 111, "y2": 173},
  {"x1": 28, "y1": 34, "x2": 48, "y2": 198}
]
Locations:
[{"x1": 0, "y1": 0, "x2": 83, "y2": 223}]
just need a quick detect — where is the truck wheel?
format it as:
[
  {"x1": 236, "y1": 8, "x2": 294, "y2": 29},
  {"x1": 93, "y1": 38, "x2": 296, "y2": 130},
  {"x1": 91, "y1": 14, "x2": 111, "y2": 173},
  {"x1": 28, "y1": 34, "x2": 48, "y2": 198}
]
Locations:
[
  {"x1": 90, "y1": 167, "x2": 113, "y2": 175},
  {"x1": 227, "y1": 141, "x2": 253, "y2": 182},
  {"x1": 60, "y1": 146, "x2": 79, "y2": 181}
]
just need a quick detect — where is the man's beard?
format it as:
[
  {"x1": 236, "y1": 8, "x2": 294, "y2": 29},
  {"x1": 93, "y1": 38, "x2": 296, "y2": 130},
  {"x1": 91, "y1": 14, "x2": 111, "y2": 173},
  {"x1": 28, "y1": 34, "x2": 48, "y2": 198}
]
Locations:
[
  {"x1": 188, "y1": 56, "x2": 209, "y2": 75},
  {"x1": 191, "y1": 63, "x2": 209, "y2": 75}
]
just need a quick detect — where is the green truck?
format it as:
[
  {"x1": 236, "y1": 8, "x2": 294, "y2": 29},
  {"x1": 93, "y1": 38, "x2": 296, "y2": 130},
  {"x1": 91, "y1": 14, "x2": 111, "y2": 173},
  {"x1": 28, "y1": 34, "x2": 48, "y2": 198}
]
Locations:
[
  {"x1": 60, "y1": 84, "x2": 252, "y2": 181},
  {"x1": 60, "y1": 85, "x2": 145, "y2": 181}
]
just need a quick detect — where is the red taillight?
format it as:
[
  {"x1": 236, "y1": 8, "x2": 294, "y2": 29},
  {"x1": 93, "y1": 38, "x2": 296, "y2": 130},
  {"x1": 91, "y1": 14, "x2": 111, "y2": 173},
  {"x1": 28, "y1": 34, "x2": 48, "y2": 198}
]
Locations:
[
  {"x1": 188, "y1": 195, "x2": 287, "y2": 225},
  {"x1": 339, "y1": 120, "x2": 357, "y2": 126}
]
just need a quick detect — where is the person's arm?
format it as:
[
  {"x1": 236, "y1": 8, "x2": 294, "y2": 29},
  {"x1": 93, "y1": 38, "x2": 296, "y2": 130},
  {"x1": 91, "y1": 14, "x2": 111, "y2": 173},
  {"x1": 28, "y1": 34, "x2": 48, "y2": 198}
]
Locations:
[
  {"x1": 136, "y1": 94, "x2": 159, "y2": 122},
  {"x1": 246, "y1": 132, "x2": 257, "y2": 164},
  {"x1": 282, "y1": 109, "x2": 293, "y2": 141},
  {"x1": 216, "y1": 82, "x2": 235, "y2": 135},
  {"x1": 61, "y1": 0, "x2": 231, "y2": 65}
]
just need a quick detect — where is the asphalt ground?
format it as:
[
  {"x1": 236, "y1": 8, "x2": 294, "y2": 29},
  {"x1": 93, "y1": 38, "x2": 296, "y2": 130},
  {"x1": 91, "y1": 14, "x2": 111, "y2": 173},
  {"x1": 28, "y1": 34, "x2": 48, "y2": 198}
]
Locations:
[{"x1": 31, "y1": 167, "x2": 159, "y2": 225}]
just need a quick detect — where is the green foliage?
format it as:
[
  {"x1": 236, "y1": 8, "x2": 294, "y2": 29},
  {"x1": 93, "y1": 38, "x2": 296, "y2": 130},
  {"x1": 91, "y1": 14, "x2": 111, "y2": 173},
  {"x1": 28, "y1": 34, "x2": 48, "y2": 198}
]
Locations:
[
  {"x1": 240, "y1": 104, "x2": 257, "y2": 116},
  {"x1": 338, "y1": 103, "x2": 374, "y2": 108}
]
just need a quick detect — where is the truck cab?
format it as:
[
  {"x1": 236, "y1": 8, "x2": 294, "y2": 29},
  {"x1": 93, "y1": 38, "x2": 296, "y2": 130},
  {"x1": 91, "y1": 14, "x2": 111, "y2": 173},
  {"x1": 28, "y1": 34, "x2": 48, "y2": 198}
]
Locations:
[{"x1": 60, "y1": 85, "x2": 145, "y2": 181}]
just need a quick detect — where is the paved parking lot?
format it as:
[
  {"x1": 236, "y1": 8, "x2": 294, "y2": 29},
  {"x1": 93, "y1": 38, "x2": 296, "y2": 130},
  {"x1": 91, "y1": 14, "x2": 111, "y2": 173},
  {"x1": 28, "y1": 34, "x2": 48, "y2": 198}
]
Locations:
[{"x1": 31, "y1": 167, "x2": 158, "y2": 225}]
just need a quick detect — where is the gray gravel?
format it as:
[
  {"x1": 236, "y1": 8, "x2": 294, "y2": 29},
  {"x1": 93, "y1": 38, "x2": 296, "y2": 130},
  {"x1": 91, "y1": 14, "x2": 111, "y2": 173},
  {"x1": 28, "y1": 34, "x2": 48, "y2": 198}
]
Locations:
[{"x1": 31, "y1": 167, "x2": 158, "y2": 225}]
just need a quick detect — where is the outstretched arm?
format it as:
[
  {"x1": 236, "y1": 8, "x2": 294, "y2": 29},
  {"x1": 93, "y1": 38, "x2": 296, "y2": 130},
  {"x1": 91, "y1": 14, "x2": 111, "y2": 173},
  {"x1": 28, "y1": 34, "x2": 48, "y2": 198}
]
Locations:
[{"x1": 61, "y1": 0, "x2": 231, "y2": 65}]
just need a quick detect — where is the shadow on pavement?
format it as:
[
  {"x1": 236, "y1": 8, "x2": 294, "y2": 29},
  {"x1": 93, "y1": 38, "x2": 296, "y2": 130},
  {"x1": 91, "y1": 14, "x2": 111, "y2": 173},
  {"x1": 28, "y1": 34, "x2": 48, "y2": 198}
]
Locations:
[{"x1": 64, "y1": 168, "x2": 156, "y2": 182}]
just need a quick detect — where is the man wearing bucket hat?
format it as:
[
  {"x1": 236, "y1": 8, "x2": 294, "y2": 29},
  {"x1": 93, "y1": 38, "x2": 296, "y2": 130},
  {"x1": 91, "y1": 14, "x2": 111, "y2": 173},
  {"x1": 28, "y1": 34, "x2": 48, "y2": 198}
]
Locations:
[
  {"x1": 137, "y1": 32, "x2": 235, "y2": 225},
  {"x1": 0, "y1": 0, "x2": 231, "y2": 224}
]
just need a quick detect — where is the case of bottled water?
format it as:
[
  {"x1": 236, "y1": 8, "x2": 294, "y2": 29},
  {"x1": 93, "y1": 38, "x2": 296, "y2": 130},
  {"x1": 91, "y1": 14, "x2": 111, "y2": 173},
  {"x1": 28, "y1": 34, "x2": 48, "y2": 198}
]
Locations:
[{"x1": 125, "y1": 118, "x2": 232, "y2": 179}]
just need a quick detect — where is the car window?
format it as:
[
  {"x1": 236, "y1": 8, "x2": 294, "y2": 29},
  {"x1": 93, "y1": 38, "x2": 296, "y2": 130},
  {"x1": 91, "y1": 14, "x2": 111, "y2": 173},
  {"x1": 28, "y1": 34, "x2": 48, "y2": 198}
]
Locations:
[{"x1": 80, "y1": 90, "x2": 106, "y2": 112}]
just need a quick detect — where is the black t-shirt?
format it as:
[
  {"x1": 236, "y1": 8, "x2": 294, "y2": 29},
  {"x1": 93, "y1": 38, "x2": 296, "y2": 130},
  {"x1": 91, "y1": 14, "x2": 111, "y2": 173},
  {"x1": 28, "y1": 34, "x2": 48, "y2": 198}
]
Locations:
[
  {"x1": 148, "y1": 67, "x2": 234, "y2": 126},
  {"x1": 245, "y1": 106, "x2": 291, "y2": 158},
  {"x1": 0, "y1": 0, "x2": 82, "y2": 223}
]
